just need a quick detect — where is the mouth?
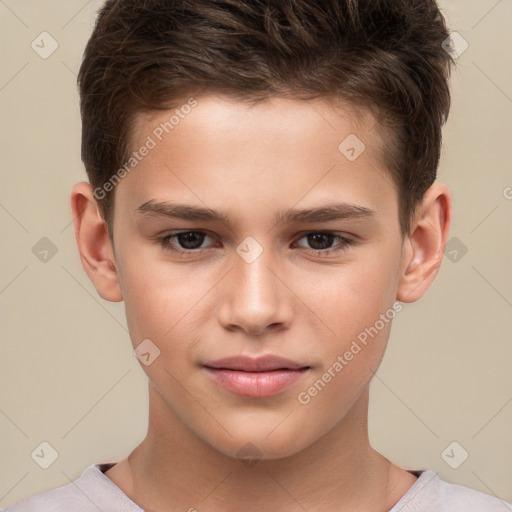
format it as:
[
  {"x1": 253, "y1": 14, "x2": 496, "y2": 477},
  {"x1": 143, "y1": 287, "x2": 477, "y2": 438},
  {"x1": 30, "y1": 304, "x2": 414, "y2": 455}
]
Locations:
[{"x1": 203, "y1": 355, "x2": 311, "y2": 397}]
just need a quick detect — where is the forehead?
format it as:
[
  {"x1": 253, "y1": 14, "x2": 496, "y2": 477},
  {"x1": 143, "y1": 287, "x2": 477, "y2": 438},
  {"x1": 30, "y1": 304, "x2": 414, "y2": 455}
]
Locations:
[
  {"x1": 116, "y1": 94, "x2": 398, "y2": 229},
  {"x1": 133, "y1": 93, "x2": 382, "y2": 152}
]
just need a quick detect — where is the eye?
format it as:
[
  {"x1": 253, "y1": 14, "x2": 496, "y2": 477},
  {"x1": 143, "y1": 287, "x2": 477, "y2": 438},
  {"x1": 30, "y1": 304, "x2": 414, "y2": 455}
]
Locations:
[
  {"x1": 294, "y1": 232, "x2": 354, "y2": 255},
  {"x1": 156, "y1": 230, "x2": 354, "y2": 258},
  {"x1": 158, "y1": 231, "x2": 216, "y2": 257}
]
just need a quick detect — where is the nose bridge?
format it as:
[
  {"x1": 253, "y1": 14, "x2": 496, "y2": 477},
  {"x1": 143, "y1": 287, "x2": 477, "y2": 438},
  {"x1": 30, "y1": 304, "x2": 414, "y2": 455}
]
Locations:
[{"x1": 218, "y1": 237, "x2": 290, "y2": 334}]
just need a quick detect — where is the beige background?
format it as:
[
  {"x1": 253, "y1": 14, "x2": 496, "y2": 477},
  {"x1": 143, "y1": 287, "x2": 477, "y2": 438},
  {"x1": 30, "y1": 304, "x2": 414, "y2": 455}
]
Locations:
[{"x1": 1, "y1": 0, "x2": 511, "y2": 507}]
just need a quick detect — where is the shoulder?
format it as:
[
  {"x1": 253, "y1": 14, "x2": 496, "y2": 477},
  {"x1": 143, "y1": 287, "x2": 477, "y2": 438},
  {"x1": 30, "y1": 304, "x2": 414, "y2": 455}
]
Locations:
[
  {"x1": 4, "y1": 464, "x2": 143, "y2": 512},
  {"x1": 390, "y1": 469, "x2": 512, "y2": 512},
  {"x1": 4, "y1": 465, "x2": 98, "y2": 512}
]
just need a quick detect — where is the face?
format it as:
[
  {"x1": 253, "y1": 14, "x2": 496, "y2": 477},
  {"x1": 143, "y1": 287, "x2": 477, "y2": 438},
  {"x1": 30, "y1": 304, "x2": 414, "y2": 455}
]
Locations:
[{"x1": 111, "y1": 94, "x2": 406, "y2": 460}]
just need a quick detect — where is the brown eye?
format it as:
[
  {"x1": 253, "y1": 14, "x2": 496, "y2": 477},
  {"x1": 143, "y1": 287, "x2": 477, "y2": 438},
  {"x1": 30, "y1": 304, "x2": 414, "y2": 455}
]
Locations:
[
  {"x1": 305, "y1": 233, "x2": 336, "y2": 250},
  {"x1": 295, "y1": 232, "x2": 353, "y2": 255},
  {"x1": 158, "y1": 231, "x2": 215, "y2": 257},
  {"x1": 173, "y1": 231, "x2": 206, "y2": 249}
]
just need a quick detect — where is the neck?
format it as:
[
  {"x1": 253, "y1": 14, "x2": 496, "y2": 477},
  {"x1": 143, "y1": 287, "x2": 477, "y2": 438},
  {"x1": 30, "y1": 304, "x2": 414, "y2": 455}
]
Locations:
[{"x1": 108, "y1": 384, "x2": 411, "y2": 512}]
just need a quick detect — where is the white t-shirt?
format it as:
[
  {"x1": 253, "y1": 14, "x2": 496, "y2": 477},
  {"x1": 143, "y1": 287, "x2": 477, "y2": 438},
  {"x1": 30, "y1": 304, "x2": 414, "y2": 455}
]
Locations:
[{"x1": 4, "y1": 463, "x2": 511, "y2": 511}]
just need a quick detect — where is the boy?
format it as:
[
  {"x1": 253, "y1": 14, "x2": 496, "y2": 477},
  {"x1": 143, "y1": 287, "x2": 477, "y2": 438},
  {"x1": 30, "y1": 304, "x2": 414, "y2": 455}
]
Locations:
[{"x1": 6, "y1": 0, "x2": 511, "y2": 510}]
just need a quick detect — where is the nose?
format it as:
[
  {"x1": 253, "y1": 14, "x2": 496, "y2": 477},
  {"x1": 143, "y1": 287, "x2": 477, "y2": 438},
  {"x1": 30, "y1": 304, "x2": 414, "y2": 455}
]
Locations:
[{"x1": 216, "y1": 242, "x2": 293, "y2": 336}]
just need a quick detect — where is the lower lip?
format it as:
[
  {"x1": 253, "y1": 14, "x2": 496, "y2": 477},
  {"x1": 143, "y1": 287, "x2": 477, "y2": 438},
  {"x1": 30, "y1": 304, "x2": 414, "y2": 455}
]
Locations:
[{"x1": 204, "y1": 367, "x2": 309, "y2": 397}]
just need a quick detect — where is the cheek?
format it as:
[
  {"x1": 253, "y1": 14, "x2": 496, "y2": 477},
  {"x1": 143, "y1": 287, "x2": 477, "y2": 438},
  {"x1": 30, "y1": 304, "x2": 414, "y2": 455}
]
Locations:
[
  {"x1": 296, "y1": 243, "x2": 401, "y2": 346},
  {"x1": 117, "y1": 249, "x2": 218, "y2": 372},
  {"x1": 291, "y1": 241, "x2": 402, "y2": 410},
  {"x1": 116, "y1": 248, "x2": 192, "y2": 346}
]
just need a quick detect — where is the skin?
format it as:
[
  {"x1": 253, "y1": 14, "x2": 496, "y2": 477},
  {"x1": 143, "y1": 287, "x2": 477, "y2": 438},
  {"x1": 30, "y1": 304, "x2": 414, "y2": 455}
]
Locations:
[{"x1": 71, "y1": 94, "x2": 451, "y2": 512}]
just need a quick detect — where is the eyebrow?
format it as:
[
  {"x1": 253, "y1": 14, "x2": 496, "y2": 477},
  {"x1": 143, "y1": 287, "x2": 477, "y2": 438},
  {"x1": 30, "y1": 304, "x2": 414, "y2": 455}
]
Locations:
[{"x1": 136, "y1": 200, "x2": 375, "y2": 229}]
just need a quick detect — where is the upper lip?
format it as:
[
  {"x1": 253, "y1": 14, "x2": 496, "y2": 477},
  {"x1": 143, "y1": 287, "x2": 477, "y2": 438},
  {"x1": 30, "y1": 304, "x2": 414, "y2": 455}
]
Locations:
[{"x1": 204, "y1": 355, "x2": 310, "y2": 372}]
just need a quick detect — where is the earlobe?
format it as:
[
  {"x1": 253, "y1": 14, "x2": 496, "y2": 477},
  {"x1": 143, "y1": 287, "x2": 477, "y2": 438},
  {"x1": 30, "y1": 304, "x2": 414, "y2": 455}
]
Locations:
[
  {"x1": 70, "y1": 182, "x2": 123, "y2": 302},
  {"x1": 396, "y1": 182, "x2": 451, "y2": 303}
]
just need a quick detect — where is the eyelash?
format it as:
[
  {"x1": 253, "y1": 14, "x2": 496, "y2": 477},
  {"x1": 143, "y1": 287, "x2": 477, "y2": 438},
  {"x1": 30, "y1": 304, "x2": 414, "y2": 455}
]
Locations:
[{"x1": 156, "y1": 231, "x2": 354, "y2": 258}]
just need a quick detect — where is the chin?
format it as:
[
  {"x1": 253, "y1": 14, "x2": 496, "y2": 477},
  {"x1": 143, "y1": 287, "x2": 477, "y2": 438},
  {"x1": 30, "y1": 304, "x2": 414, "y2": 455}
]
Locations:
[
  {"x1": 193, "y1": 420, "x2": 320, "y2": 464},
  {"x1": 225, "y1": 439, "x2": 308, "y2": 464}
]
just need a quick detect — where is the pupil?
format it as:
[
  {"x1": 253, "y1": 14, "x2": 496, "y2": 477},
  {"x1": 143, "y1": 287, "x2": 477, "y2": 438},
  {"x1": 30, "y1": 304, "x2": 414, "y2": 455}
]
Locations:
[
  {"x1": 308, "y1": 233, "x2": 334, "y2": 250},
  {"x1": 175, "y1": 232, "x2": 335, "y2": 251},
  {"x1": 179, "y1": 232, "x2": 204, "y2": 249}
]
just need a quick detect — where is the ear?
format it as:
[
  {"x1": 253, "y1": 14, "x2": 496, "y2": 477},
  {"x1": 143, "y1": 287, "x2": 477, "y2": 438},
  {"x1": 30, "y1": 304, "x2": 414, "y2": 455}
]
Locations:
[
  {"x1": 396, "y1": 182, "x2": 452, "y2": 303},
  {"x1": 70, "y1": 182, "x2": 123, "y2": 302}
]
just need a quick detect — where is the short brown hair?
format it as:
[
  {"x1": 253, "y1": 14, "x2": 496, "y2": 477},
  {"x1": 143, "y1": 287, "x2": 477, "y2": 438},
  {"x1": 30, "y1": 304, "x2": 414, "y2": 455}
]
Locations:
[{"x1": 78, "y1": 0, "x2": 454, "y2": 236}]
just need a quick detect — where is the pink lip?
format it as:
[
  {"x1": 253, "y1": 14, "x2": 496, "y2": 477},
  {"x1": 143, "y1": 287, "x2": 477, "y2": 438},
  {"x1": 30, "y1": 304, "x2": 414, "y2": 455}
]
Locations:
[{"x1": 203, "y1": 355, "x2": 310, "y2": 397}]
